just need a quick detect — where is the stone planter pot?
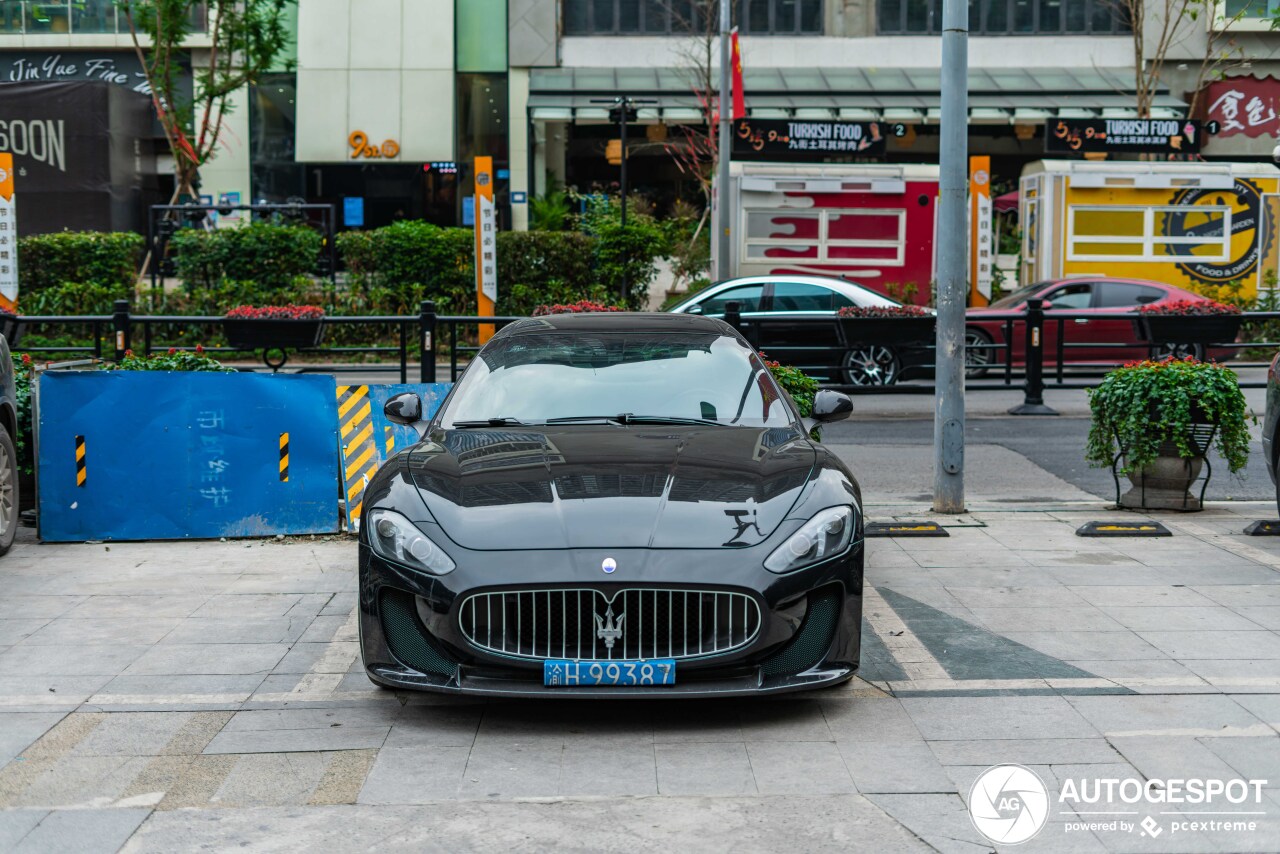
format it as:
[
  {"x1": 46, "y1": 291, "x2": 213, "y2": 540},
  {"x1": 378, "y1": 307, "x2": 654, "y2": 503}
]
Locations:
[
  {"x1": 1120, "y1": 440, "x2": 1204, "y2": 511},
  {"x1": 837, "y1": 316, "x2": 935, "y2": 346},
  {"x1": 223, "y1": 318, "x2": 324, "y2": 350}
]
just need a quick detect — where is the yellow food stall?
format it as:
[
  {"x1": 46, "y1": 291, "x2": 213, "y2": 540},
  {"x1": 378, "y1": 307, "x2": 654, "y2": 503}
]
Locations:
[{"x1": 1018, "y1": 160, "x2": 1280, "y2": 299}]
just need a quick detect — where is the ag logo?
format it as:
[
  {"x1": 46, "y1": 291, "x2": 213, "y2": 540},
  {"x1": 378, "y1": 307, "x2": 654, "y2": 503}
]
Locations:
[{"x1": 968, "y1": 764, "x2": 1050, "y2": 845}]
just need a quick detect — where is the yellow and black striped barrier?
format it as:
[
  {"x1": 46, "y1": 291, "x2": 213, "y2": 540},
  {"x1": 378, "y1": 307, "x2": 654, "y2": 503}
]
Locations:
[
  {"x1": 337, "y1": 385, "x2": 379, "y2": 527},
  {"x1": 75, "y1": 435, "x2": 86, "y2": 487},
  {"x1": 278, "y1": 432, "x2": 289, "y2": 482}
]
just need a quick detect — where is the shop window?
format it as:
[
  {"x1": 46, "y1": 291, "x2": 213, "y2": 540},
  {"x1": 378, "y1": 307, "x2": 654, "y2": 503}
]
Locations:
[
  {"x1": 879, "y1": 0, "x2": 1127, "y2": 33},
  {"x1": 744, "y1": 208, "x2": 906, "y2": 265},
  {"x1": 563, "y1": 0, "x2": 824, "y2": 35},
  {"x1": 1067, "y1": 205, "x2": 1232, "y2": 264},
  {"x1": 1216, "y1": 0, "x2": 1279, "y2": 29},
  {"x1": 0, "y1": 0, "x2": 207, "y2": 34}
]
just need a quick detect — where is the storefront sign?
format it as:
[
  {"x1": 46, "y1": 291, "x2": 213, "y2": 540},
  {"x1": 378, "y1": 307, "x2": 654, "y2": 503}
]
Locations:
[
  {"x1": 733, "y1": 118, "x2": 904, "y2": 160},
  {"x1": 343, "y1": 197, "x2": 364, "y2": 228},
  {"x1": 1167, "y1": 178, "x2": 1274, "y2": 284},
  {"x1": 0, "y1": 153, "x2": 16, "y2": 312},
  {"x1": 1205, "y1": 76, "x2": 1280, "y2": 139},
  {"x1": 348, "y1": 131, "x2": 400, "y2": 159},
  {"x1": 1046, "y1": 119, "x2": 1203, "y2": 155},
  {"x1": 969, "y1": 156, "x2": 993, "y2": 304},
  {"x1": 2, "y1": 52, "x2": 153, "y2": 94},
  {"x1": 474, "y1": 156, "x2": 497, "y2": 343}
]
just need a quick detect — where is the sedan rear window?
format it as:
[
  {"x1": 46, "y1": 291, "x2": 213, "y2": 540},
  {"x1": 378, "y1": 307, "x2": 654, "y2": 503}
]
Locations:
[{"x1": 440, "y1": 332, "x2": 795, "y2": 429}]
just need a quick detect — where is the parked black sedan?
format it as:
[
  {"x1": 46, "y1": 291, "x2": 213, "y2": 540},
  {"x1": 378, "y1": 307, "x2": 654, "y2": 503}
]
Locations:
[{"x1": 359, "y1": 312, "x2": 864, "y2": 697}]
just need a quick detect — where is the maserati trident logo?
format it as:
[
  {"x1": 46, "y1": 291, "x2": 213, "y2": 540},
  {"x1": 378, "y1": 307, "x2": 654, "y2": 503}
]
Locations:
[{"x1": 594, "y1": 605, "x2": 625, "y2": 649}]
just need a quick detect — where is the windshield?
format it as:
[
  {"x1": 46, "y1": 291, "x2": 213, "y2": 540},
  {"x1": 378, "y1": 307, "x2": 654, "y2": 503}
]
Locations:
[
  {"x1": 439, "y1": 331, "x2": 796, "y2": 429},
  {"x1": 988, "y1": 281, "x2": 1051, "y2": 309}
]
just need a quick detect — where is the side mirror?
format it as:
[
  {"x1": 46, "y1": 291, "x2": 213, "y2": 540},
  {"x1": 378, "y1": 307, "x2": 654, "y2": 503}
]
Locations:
[
  {"x1": 685, "y1": 303, "x2": 703, "y2": 315},
  {"x1": 1038, "y1": 299, "x2": 1054, "y2": 310},
  {"x1": 811, "y1": 389, "x2": 853, "y2": 423},
  {"x1": 384, "y1": 392, "x2": 422, "y2": 425}
]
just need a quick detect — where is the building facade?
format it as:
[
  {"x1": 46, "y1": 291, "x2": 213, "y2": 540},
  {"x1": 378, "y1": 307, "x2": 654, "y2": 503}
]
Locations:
[{"x1": 1, "y1": 0, "x2": 1276, "y2": 236}]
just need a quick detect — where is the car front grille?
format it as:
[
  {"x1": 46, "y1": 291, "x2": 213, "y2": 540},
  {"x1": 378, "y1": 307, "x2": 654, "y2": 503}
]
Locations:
[{"x1": 458, "y1": 588, "x2": 762, "y2": 662}]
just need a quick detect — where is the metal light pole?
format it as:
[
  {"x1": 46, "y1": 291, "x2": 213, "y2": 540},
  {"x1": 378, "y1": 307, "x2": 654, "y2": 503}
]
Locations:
[
  {"x1": 716, "y1": 0, "x2": 732, "y2": 281},
  {"x1": 933, "y1": 0, "x2": 969, "y2": 514}
]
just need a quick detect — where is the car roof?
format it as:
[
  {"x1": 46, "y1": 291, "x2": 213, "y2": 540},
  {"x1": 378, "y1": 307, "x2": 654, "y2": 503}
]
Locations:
[
  {"x1": 698, "y1": 275, "x2": 901, "y2": 305},
  {"x1": 497, "y1": 312, "x2": 730, "y2": 337}
]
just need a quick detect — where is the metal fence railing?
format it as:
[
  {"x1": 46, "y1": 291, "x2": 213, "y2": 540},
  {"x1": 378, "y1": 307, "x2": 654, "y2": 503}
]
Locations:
[{"x1": 10, "y1": 298, "x2": 1278, "y2": 410}]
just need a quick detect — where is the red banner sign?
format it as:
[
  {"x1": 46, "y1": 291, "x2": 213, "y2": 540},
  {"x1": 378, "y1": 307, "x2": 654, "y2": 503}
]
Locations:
[{"x1": 1205, "y1": 76, "x2": 1280, "y2": 139}]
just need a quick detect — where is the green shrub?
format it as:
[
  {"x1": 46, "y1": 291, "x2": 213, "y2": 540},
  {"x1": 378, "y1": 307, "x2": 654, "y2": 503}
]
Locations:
[
  {"x1": 12, "y1": 354, "x2": 31, "y2": 477},
  {"x1": 172, "y1": 222, "x2": 322, "y2": 289},
  {"x1": 594, "y1": 221, "x2": 668, "y2": 310},
  {"x1": 18, "y1": 231, "x2": 143, "y2": 293},
  {"x1": 19, "y1": 281, "x2": 131, "y2": 316},
  {"x1": 117, "y1": 346, "x2": 233, "y2": 372}
]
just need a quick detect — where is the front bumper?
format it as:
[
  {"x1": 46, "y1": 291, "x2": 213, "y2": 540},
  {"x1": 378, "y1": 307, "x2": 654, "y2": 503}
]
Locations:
[{"x1": 358, "y1": 541, "x2": 863, "y2": 699}]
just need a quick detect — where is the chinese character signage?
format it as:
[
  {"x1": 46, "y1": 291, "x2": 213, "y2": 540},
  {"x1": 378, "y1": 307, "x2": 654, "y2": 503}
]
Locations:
[
  {"x1": 0, "y1": 152, "x2": 15, "y2": 312},
  {"x1": 733, "y1": 119, "x2": 906, "y2": 161},
  {"x1": 1045, "y1": 119, "x2": 1203, "y2": 155},
  {"x1": 969, "y1": 156, "x2": 993, "y2": 304},
  {"x1": 1205, "y1": 76, "x2": 1280, "y2": 139},
  {"x1": 474, "y1": 156, "x2": 497, "y2": 343}
]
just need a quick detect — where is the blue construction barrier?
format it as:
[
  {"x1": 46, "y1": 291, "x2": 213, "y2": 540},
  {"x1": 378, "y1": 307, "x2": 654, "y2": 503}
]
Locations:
[{"x1": 37, "y1": 371, "x2": 341, "y2": 542}]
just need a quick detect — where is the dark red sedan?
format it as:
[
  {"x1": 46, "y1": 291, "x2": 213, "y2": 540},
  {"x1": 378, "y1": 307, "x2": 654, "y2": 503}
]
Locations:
[{"x1": 965, "y1": 277, "x2": 1234, "y2": 373}]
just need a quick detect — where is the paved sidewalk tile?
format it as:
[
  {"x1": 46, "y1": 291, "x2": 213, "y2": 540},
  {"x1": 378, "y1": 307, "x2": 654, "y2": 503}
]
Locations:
[
  {"x1": 655, "y1": 742, "x2": 756, "y2": 796},
  {"x1": 357, "y1": 746, "x2": 469, "y2": 803},
  {"x1": 124, "y1": 644, "x2": 290, "y2": 676},
  {"x1": 748, "y1": 741, "x2": 855, "y2": 795},
  {"x1": 1066, "y1": 694, "x2": 1267, "y2": 736},
  {"x1": 901, "y1": 696, "x2": 1100, "y2": 741},
  {"x1": 11, "y1": 808, "x2": 150, "y2": 854},
  {"x1": 840, "y1": 742, "x2": 954, "y2": 793}
]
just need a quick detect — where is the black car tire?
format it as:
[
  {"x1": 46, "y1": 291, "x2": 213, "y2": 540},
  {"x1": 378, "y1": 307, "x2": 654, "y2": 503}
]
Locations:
[
  {"x1": 1153, "y1": 342, "x2": 1205, "y2": 361},
  {"x1": 965, "y1": 328, "x2": 996, "y2": 378},
  {"x1": 0, "y1": 424, "x2": 18, "y2": 556},
  {"x1": 842, "y1": 345, "x2": 900, "y2": 386}
]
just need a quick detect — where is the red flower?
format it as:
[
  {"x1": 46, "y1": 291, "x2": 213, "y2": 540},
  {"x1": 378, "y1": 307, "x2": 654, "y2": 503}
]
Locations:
[
  {"x1": 195, "y1": 344, "x2": 204, "y2": 354},
  {"x1": 532, "y1": 300, "x2": 624, "y2": 317},
  {"x1": 168, "y1": 347, "x2": 177, "y2": 355},
  {"x1": 838, "y1": 304, "x2": 931, "y2": 318},
  {"x1": 1137, "y1": 299, "x2": 1240, "y2": 317},
  {"x1": 125, "y1": 349, "x2": 133, "y2": 357},
  {"x1": 20, "y1": 353, "x2": 30, "y2": 365},
  {"x1": 225, "y1": 305, "x2": 326, "y2": 320}
]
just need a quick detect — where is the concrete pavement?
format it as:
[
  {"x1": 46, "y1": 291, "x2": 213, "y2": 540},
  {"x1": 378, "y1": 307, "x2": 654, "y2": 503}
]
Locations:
[{"x1": 5, "y1": 441, "x2": 1280, "y2": 851}]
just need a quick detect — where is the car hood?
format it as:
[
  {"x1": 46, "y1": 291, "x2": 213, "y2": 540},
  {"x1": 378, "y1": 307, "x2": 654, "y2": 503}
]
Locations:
[{"x1": 406, "y1": 425, "x2": 817, "y2": 550}]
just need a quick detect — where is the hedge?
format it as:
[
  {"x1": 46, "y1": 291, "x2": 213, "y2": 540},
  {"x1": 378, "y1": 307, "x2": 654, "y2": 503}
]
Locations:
[
  {"x1": 336, "y1": 222, "x2": 662, "y2": 314},
  {"x1": 171, "y1": 222, "x2": 323, "y2": 290},
  {"x1": 18, "y1": 231, "x2": 143, "y2": 294}
]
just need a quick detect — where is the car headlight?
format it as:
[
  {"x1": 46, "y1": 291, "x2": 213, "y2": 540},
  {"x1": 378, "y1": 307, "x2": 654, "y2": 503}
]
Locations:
[
  {"x1": 367, "y1": 509, "x2": 455, "y2": 575},
  {"x1": 764, "y1": 506, "x2": 855, "y2": 573}
]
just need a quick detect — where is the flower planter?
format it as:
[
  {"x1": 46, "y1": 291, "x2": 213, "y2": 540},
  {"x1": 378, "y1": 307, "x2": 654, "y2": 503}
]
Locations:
[
  {"x1": 838, "y1": 316, "x2": 935, "y2": 346},
  {"x1": 223, "y1": 318, "x2": 324, "y2": 350},
  {"x1": 1119, "y1": 440, "x2": 1205, "y2": 511},
  {"x1": 0, "y1": 315, "x2": 23, "y2": 348},
  {"x1": 1134, "y1": 315, "x2": 1243, "y2": 345}
]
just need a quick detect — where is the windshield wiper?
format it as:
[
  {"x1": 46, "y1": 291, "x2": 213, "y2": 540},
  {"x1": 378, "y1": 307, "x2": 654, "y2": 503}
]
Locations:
[
  {"x1": 613, "y1": 414, "x2": 726, "y2": 427},
  {"x1": 451, "y1": 417, "x2": 535, "y2": 428},
  {"x1": 544, "y1": 415, "x2": 627, "y2": 425}
]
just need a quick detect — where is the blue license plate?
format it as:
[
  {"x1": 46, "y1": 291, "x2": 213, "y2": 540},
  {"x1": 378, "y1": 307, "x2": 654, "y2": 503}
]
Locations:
[{"x1": 543, "y1": 659, "x2": 676, "y2": 687}]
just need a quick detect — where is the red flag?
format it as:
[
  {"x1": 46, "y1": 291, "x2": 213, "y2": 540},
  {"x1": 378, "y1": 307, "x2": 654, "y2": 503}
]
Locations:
[{"x1": 730, "y1": 27, "x2": 746, "y2": 120}]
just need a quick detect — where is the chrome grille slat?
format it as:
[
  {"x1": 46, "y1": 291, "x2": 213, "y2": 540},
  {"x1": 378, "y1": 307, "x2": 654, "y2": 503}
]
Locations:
[{"x1": 458, "y1": 587, "x2": 763, "y2": 663}]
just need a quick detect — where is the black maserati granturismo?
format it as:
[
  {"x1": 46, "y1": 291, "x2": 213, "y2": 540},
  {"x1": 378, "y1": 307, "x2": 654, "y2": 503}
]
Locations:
[{"x1": 358, "y1": 312, "x2": 863, "y2": 697}]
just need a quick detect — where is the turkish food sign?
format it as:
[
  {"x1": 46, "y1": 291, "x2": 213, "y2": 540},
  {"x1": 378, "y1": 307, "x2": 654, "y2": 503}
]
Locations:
[
  {"x1": 1046, "y1": 118, "x2": 1203, "y2": 155},
  {"x1": 1204, "y1": 76, "x2": 1280, "y2": 139},
  {"x1": 733, "y1": 118, "x2": 903, "y2": 160},
  {"x1": 0, "y1": 153, "x2": 15, "y2": 311}
]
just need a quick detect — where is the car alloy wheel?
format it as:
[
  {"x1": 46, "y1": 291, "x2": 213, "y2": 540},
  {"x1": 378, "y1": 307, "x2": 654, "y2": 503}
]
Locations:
[
  {"x1": 0, "y1": 424, "x2": 17, "y2": 555},
  {"x1": 965, "y1": 329, "x2": 995, "y2": 378},
  {"x1": 842, "y1": 345, "x2": 900, "y2": 386},
  {"x1": 1153, "y1": 342, "x2": 1205, "y2": 361}
]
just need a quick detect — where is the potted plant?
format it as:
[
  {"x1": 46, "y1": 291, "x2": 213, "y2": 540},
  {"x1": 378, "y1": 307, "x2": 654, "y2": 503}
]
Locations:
[
  {"x1": 116, "y1": 345, "x2": 233, "y2": 373},
  {"x1": 532, "y1": 300, "x2": 624, "y2": 316},
  {"x1": 223, "y1": 304, "x2": 325, "y2": 350},
  {"x1": 836, "y1": 304, "x2": 935, "y2": 345},
  {"x1": 1135, "y1": 299, "x2": 1243, "y2": 346},
  {"x1": 1085, "y1": 357, "x2": 1251, "y2": 511}
]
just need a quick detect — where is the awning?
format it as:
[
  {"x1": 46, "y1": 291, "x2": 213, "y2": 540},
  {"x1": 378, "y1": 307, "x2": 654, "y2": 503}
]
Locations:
[
  {"x1": 528, "y1": 67, "x2": 1187, "y2": 124},
  {"x1": 994, "y1": 190, "x2": 1020, "y2": 212}
]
